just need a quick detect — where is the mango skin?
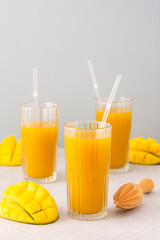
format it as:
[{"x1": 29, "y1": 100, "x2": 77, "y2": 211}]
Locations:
[
  {"x1": 129, "y1": 137, "x2": 160, "y2": 165},
  {"x1": 0, "y1": 181, "x2": 58, "y2": 225},
  {"x1": 0, "y1": 136, "x2": 22, "y2": 166}
]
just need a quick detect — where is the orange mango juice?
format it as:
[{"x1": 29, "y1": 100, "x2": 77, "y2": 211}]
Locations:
[
  {"x1": 64, "y1": 131, "x2": 111, "y2": 215},
  {"x1": 96, "y1": 108, "x2": 132, "y2": 168},
  {"x1": 21, "y1": 122, "x2": 58, "y2": 178}
]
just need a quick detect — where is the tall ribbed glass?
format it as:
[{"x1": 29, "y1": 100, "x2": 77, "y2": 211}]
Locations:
[
  {"x1": 96, "y1": 97, "x2": 132, "y2": 173},
  {"x1": 64, "y1": 121, "x2": 112, "y2": 220},
  {"x1": 20, "y1": 102, "x2": 59, "y2": 183}
]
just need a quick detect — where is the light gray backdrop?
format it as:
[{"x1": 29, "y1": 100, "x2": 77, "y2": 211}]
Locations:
[{"x1": 0, "y1": 0, "x2": 160, "y2": 147}]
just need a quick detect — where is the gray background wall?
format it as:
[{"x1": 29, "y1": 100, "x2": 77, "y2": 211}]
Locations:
[{"x1": 0, "y1": 0, "x2": 160, "y2": 147}]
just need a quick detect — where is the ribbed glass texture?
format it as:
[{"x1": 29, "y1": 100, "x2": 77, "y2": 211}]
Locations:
[
  {"x1": 20, "y1": 102, "x2": 59, "y2": 183},
  {"x1": 64, "y1": 121, "x2": 112, "y2": 220},
  {"x1": 96, "y1": 97, "x2": 132, "y2": 173}
]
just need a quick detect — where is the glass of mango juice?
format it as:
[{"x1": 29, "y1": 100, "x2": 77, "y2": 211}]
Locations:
[
  {"x1": 64, "y1": 121, "x2": 112, "y2": 220},
  {"x1": 96, "y1": 97, "x2": 132, "y2": 173},
  {"x1": 20, "y1": 102, "x2": 59, "y2": 183}
]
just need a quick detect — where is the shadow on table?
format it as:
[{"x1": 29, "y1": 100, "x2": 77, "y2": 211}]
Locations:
[
  {"x1": 108, "y1": 188, "x2": 159, "y2": 220},
  {"x1": 58, "y1": 207, "x2": 70, "y2": 222},
  {"x1": 107, "y1": 205, "x2": 141, "y2": 219}
]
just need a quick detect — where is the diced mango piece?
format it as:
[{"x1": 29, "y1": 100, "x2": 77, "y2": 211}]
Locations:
[
  {"x1": 25, "y1": 200, "x2": 41, "y2": 215},
  {"x1": 18, "y1": 191, "x2": 35, "y2": 205},
  {"x1": 0, "y1": 181, "x2": 58, "y2": 224},
  {"x1": 0, "y1": 136, "x2": 22, "y2": 166},
  {"x1": 44, "y1": 208, "x2": 58, "y2": 223},
  {"x1": 34, "y1": 186, "x2": 49, "y2": 203},
  {"x1": 28, "y1": 181, "x2": 39, "y2": 194},
  {"x1": 1, "y1": 136, "x2": 16, "y2": 154},
  {"x1": 3, "y1": 183, "x2": 27, "y2": 201},
  {"x1": 32, "y1": 211, "x2": 47, "y2": 224},
  {"x1": 12, "y1": 139, "x2": 22, "y2": 165},
  {"x1": 0, "y1": 136, "x2": 16, "y2": 165},
  {"x1": 11, "y1": 185, "x2": 25, "y2": 198},
  {"x1": 18, "y1": 181, "x2": 29, "y2": 189},
  {"x1": 40, "y1": 196, "x2": 57, "y2": 210}
]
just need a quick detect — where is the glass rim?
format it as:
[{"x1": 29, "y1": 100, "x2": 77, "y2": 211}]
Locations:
[
  {"x1": 95, "y1": 96, "x2": 133, "y2": 104},
  {"x1": 64, "y1": 120, "x2": 112, "y2": 131},
  {"x1": 19, "y1": 102, "x2": 59, "y2": 109}
]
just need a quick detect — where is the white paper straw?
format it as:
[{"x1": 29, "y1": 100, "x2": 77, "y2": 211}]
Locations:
[
  {"x1": 87, "y1": 59, "x2": 101, "y2": 100},
  {"x1": 33, "y1": 67, "x2": 39, "y2": 122},
  {"x1": 101, "y1": 74, "x2": 121, "y2": 126}
]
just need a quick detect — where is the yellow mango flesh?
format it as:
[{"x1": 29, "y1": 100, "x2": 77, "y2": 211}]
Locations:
[
  {"x1": 11, "y1": 139, "x2": 22, "y2": 166},
  {"x1": 129, "y1": 137, "x2": 160, "y2": 165},
  {"x1": 0, "y1": 181, "x2": 58, "y2": 224},
  {"x1": 0, "y1": 202, "x2": 34, "y2": 224},
  {"x1": 129, "y1": 150, "x2": 160, "y2": 165},
  {"x1": 0, "y1": 136, "x2": 22, "y2": 166}
]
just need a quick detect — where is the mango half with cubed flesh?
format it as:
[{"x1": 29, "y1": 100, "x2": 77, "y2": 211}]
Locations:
[
  {"x1": 129, "y1": 137, "x2": 160, "y2": 165},
  {"x1": 0, "y1": 136, "x2": 22, "y2": 166},
  {"x1": 0, "y1": 181, "x2": 58, "y2": 224}
]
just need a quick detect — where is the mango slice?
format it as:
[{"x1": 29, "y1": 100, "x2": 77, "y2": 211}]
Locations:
[
  {"x1": 0, "y1": 136, "x2": 22, "y2": 166},
  {"x1": 0, "y1": 181, "x2": 58, "y2": 224},
  {"x1": 129, "y1": 137, "x2": 160, "y2": 165}
]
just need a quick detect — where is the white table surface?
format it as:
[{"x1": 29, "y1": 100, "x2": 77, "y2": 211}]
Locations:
[{"x1": 0, "y1": 148, "x2": 160, "y2": 240}]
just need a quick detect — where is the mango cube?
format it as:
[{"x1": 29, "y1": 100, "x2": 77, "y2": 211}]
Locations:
[{"x1": 40, "y1": 196, "x2": 57, "y2": 210}]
